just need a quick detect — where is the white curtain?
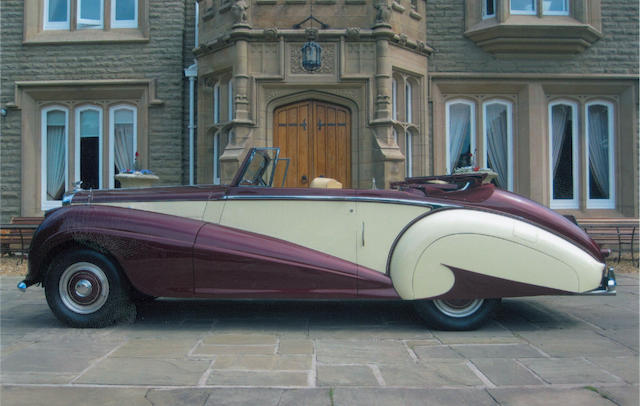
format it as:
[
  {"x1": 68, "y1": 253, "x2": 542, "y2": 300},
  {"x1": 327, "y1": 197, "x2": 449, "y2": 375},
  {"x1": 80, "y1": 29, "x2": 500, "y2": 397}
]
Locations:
[
  {"x1": 551, "y1": 104, "x2": 570, "y2": 176},
  {"x1": 588, "y1": 105, "x2": 610, "y2": 198},
  {"x1": 46, "y1": 115, "x2": 66, "y2": 200},
  {"x1": 486, "y1": 103, "x2": 508, "y2": 188},
  {"x1": 114, "y1": 123, "x2": 134, "y2": 173},
  {"x1": 448, "y1": 103, "x2": 470, "y2": 172}
]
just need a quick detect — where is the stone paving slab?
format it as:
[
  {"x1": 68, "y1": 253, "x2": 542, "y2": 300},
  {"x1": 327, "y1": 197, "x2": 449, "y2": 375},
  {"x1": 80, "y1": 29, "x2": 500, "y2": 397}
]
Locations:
[
  {"x1": 332, "y1": 388, "x2": 497, "y2": 406},
  {"x1": 487, "y1": 387, "x2": 619, "y2": 406},
  {"x1": 317, "y1": 365, "x2": 379, "y2": 386},
  {"x1": 0, "y1": 386, "x2": 150, "y2": 406},
  {"x1": 206, "y1": 370, "x2": 309, "y2": 386},
  {"x1": 470, "y1": 358, "x2": 544, "y2": 386},
  {"x1": 378, "y1": 362, "x2": 483, "y2": 387},
  {"x1": 315, "y1": 339, "x2": 412, "y2": 365},
  {"x1": 75, "y1": 357, "x2": 212, "y2": 386},
  {"x1": 518, "y1": 358, "x2": 623, "y2": 385},
  {"x1": 213, "y1": 354, "x2": 311, "y2": 370}
]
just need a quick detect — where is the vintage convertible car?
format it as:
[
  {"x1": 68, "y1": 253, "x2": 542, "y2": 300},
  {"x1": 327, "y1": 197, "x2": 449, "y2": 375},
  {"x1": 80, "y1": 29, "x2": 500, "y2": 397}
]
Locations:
[{"x1": 19, "y1": 148, "x2": 616, "y2": 330}]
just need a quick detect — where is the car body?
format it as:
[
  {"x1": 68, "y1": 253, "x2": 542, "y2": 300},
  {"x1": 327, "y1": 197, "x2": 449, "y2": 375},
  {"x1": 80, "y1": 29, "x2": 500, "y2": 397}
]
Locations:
[{"x1": 20, "y1": 148, "x2": 616, "y2": 330}]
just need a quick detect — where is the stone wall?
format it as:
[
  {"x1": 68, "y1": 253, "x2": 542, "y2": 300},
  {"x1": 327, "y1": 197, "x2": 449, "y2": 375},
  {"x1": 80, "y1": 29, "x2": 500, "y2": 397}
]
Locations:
[
  {"x1": 426, "y1": 0, "x2": 639, "y2": 74},
  {"x1": 0, "y1": 0, "x2": 191, "y2": 221}
]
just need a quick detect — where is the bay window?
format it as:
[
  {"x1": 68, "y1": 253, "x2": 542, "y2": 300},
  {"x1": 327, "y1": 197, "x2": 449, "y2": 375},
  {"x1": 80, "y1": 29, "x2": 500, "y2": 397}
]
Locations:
[
  {"x1": 112, "y1": 0, "x2": 138, "y2": 28},
  {"x1": 77, "y1": 0, "x2": 103, "y2": 28},
  {"x1": 549, "y1": 101, "x2": 578, "y2": 208},
  {"x1": 510, "y1": 0, "x2": 536, "y2": 15}
]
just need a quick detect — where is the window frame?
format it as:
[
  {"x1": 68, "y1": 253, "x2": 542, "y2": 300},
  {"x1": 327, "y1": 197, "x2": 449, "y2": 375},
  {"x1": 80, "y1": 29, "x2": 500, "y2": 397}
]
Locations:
[
  {"x1": 213, "y1": 83, "x2": 221, "y2": 124},
  {"x1": 44, "y1": 0, "x2": 71, "y2": 30},
  {"x1": 77, "y1": 0, "x2": 104, "y2": 29},
  {"x1": 228, "y1": 80, "x2": 234, "y2": 122},
  {"x1": 391, "y1": 78, "x2": 398, "y2": 121},
  {"x1": 445, "y1": 99, "x2": 477, "y2": 174},
  {"x1": 482, "y1": 99, "x2": 514, "y2": 191},
  {"x1": 585, "y1": 100, "x2": 615, "y2": 209},
  {"x1": 41, "y1": 105, "x2": 69, "y2": 211},
  {"x1": 108, "y1": 104, "x2": 138, "y2": 188},
  {"x1": 111, "y1": 0, "x2": 139, "y2": 28},
  {"x1": 75, "y1": 105, "x2": 104, "y2": 190}
]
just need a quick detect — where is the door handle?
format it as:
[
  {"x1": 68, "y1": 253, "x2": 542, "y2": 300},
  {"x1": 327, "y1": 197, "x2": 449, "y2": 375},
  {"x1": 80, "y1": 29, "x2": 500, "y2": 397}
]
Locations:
[{"x1": 301, "y1": 175, "x2": 308, "y2": 184}]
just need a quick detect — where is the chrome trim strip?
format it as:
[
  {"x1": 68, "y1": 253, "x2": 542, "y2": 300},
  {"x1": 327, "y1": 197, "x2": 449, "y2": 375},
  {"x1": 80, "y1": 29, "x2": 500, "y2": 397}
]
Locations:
[{"x1": 223, "y1": 194, "x2": 454, "y2": 209}]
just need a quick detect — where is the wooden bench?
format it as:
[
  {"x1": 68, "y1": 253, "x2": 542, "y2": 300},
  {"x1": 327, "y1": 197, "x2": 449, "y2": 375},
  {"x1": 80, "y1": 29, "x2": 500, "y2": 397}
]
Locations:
[
  {"x1": 577, "y1": 218, "x2": 639, "y2": 266},
  {"x1": 0, "y1": 217, "x2": 44, "y2": 259}
]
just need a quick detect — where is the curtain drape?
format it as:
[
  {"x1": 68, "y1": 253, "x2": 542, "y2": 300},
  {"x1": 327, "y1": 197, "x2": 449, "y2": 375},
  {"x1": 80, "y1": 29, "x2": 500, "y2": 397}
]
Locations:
[
  {"x1": 486, "y1": 104, "x2": 508, "y2": 188},
  {"x1": 114, "y1": 123, "x2": 134, "y2": 173},
  {"x1": 448, "y1": 104, "x2": 470, "y2": 172},
  {"x1": 551, "y1": 104, "x2": 570, "y2": 177},
  {"x1": 46, "y1": 124, "x2": 66, "y2": 200},
  {"x1": 588, "y1": 105, "x2": 610, "y2": 198}
]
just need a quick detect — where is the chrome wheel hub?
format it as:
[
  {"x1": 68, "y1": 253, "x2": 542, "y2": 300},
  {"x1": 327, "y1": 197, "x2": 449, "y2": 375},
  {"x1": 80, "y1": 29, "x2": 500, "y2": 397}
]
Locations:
[
  {"x1": 59, "y1": 262, "x2": 109, "y2": 314},
  {"x1": 433, "y1": 298, "x2": 484, "y2": 318}
]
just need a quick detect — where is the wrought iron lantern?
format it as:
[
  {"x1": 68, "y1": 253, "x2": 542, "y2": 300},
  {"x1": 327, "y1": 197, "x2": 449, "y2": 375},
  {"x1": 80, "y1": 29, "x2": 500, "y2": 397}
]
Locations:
[{"x1": 301, "y1": 40, "x2": 322, "y2": 72}]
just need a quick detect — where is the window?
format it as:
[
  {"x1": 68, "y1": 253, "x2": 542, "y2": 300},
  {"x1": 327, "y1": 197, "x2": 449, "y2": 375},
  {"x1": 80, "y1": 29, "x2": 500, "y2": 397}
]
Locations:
[
  {"x1": 549, "y1": 101, "x2": 578, "y2": 208},
  {"x1": 75, "y1": 106, "x2": 103, "y2": 190},
  {"x1": 586, "y1": 101, "x2": 615, "y2": 209},
  {"x1": 109, "y1": 105, "x2": 138, "y2": 188},
  {"x1": 27, "y1": 0, "x2": 146, "y2": 43},
  {"x1": 465, "y1": 0, "x2": 600, "y2": 55},
  {"x1": 112, "y1": 0, "x2": 138, "y2": 28},
  {"x1": 543, "y1": 0, "x2": 569, "y2": 15},
  {"x1": 446, "y1": 100, "x2": 476, "y2": 174},
  {"x1": 44, "y1": 0, "x2": 70, "y2": 30},
  {"x1": 228, "y1": 80, "x2": 234, "y2": 121},
  {"x1": 213, "y1": 132, "x2": 229, "y2": 185},
  {"x1": 483, "y1": 100, "x2": 513, "y2": 190},
  {"x1": 213, "y1": 83, "x2": 220, "y2": 124},
  {"x1": 41, "y1": 106, "x2": 69, "y2": 210},
  {"x1": 510, "y1": 0, "x2": 536, "y2": 15},
  {"x1": 483, "y1": 0, "x2": 495, "y2": 18},
  {"x1": 77, "y1": 0, "x2": 103, "y2": 28},
  {"x1": 548, "y1": 100, "x2": 615, "y2": 210},
  {"x1": 391, "y1": 74, "x2": 421, "y2": 177}
]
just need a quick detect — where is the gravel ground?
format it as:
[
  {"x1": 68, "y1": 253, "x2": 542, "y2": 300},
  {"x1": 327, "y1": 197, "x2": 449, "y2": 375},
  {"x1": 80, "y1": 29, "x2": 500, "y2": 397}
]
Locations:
[{"x1": 1, "y1": 254, "x2": 637, "y2": 277}]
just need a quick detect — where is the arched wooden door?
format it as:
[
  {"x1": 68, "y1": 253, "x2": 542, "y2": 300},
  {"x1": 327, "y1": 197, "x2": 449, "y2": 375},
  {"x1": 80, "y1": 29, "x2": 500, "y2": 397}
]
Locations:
[{"x1": 274, "y1": 101, "x2": 351, "y2": 188}]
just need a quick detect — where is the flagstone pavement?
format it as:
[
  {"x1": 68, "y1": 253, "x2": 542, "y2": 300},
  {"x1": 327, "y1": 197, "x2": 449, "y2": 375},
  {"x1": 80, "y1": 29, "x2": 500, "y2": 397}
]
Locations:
[{"x1": 1, "y1": 274, "x2": 638, "y2": 405}]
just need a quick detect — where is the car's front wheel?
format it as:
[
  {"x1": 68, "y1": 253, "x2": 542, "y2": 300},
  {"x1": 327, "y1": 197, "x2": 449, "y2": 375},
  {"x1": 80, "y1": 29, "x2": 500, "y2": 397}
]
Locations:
[
  {"x1": 413, "y1": 298, "x2": 500, "y2": 331},
  {"x1": 44, "y1": 249, "x2": 136, "y2": 328}
]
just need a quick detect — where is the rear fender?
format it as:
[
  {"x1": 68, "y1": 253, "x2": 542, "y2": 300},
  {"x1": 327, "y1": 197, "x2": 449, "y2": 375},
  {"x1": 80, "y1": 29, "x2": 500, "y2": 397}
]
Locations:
[{"x1": 389, "y1": 209, "x2": 604, "y2": 300}]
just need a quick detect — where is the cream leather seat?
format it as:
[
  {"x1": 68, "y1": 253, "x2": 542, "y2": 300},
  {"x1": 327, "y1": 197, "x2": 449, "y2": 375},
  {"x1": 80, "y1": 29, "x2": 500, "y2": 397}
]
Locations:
[{"x1": 310, "y1": 177, "x2": 343, "y2": 189}]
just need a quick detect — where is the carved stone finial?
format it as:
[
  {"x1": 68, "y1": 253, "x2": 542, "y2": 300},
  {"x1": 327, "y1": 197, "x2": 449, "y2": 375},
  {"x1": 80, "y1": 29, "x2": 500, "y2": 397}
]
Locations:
[
  {"x1": 231, "y1": 0, "x2": 249, "y2": 25},
  {"x1": 375, "y1": 0, "x2": 392, "y2": 24},
  {"x1": 398, "y1": 33, "x2": 408, "y2": 46}
]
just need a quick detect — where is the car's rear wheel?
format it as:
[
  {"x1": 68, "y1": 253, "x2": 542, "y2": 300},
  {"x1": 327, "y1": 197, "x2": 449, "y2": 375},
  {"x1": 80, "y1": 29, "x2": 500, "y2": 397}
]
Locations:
[
  {"x1": 413, "y1": 298, "x2": 500, "y2": 331},
  {"x1": 44, "y1": 249, "x2": 136, "y2": 328}
]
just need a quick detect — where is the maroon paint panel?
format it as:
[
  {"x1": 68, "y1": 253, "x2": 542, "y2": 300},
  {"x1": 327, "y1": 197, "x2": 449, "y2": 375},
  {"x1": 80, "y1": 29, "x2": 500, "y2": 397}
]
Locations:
[
  {"x1": 194, "y1": 223, "x2": 377, "y2": 299},
  {"x1": 433, "y1": 265, "x2": 570, "y2": 300},
  {"x1": 28, "y1": 205, "x2": 203, "y2": 297}
]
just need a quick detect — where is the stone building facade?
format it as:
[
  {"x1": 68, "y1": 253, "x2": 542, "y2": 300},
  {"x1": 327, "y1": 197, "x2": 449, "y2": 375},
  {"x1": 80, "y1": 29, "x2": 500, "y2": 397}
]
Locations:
[
  {"x1": 0, "y1": 0, "x2": 196, "y2": 221},
  {"x1": 1, "y1": 0, "x2": 638, "y2": 221}
]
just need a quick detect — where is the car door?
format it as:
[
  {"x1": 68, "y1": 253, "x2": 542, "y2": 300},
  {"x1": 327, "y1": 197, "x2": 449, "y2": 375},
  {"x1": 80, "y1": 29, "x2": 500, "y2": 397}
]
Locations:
[{"x1": 193, "y1": 186, "x2": 360, "y2": 298}]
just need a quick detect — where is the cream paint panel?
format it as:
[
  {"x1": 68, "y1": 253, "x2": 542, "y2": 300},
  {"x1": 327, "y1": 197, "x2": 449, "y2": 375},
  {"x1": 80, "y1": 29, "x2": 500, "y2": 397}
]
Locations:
[
  {"x1": 202, "y1": 201, "x2": 227, "y2": 224},
  {"x1": 220, "y1": 200, "x2": 358, "y2": 263},
  {"x1": 357, "y1": 202, "x2": 430, "y2": 273},
  {"x1": 95, "y1": 201, "x2": 207, "y2": 220},
  {"x1": 390, "y1": 210, "x2": 604, "y2": 300}
]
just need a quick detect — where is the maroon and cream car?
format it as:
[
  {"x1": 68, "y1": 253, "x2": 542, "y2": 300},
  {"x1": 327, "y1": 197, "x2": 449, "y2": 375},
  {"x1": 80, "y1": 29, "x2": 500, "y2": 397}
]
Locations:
[{"x1": 19, "y1": 148, "x2": 616, "y2": 330}]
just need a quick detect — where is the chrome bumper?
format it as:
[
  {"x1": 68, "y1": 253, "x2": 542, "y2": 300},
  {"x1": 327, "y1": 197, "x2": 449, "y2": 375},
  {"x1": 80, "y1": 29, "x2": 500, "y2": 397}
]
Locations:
[{"x1": 579, "y1": 267, "x2": 616, "y2": 296}]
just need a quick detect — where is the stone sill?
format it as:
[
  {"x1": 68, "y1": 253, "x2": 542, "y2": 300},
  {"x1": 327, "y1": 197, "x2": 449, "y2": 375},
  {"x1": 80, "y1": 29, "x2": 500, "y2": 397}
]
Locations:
[
  {"x1": 465, "y1": 17, "x2": 602, "y2": 56},
  {"x1": 24, "y1": 29, "x2": 149, "y2": 45}
]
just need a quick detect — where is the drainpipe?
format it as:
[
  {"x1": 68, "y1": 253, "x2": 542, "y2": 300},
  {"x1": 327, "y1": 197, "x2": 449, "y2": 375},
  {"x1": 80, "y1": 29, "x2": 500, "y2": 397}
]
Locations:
[{"x1": 184, "y1": 62, "x2": 197, "y2": 185}]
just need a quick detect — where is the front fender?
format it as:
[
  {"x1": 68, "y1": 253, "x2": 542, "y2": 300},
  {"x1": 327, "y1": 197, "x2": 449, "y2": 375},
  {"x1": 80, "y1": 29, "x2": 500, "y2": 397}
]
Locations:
[
  {"x1": 28, "y1": 205, "x2": 205, "y2": 297},
  {"x1": 389, "y1": 209, "x2": 605, "y2": 300}
]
